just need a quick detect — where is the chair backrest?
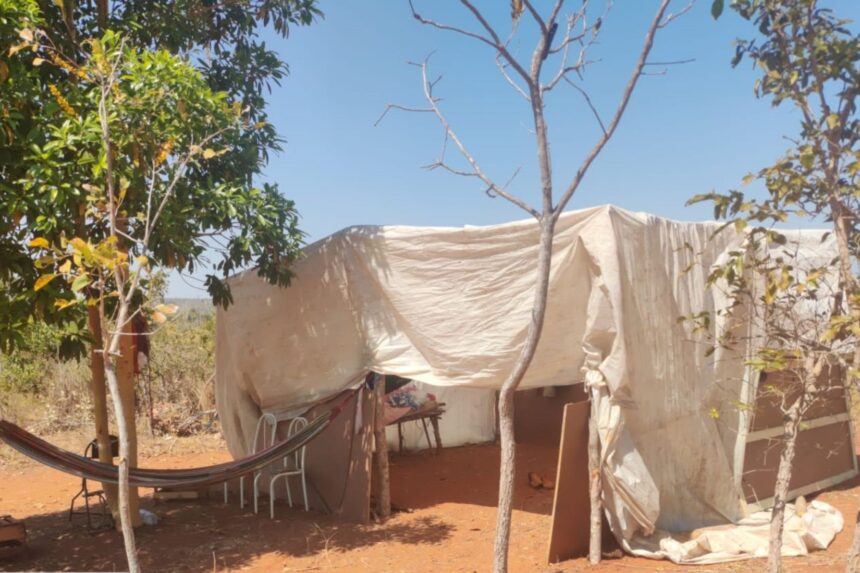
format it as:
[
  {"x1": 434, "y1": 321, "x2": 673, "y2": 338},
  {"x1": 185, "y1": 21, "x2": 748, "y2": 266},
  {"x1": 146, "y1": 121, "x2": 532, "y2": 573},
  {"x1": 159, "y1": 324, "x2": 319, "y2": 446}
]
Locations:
[
  {"x1": 286, "y1": 416, "x2": 309, "y2": 469},
  {"x1": 252, "y1": 412, "x2": 278, "y2": 454}
]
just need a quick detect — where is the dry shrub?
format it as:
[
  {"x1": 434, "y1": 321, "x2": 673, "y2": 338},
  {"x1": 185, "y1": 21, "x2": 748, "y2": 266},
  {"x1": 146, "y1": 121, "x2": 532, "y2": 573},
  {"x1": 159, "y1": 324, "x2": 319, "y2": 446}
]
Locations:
[
  {"x1": 1, "y1": 303, "x2": 216, "y2": 437},
  {"x1": 140, "y1": 305, "x2": 217, "y2": 436},
  {"x1": 0, "y1": 323, "x2": 92, "y2": 432}
]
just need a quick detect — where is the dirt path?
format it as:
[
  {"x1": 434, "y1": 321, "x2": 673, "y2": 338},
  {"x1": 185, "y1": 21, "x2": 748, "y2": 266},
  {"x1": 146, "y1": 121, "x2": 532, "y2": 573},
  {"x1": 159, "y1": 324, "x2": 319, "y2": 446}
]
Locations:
[{"x1": 0, "y1": 434, "x2": 856, "y2": 572}]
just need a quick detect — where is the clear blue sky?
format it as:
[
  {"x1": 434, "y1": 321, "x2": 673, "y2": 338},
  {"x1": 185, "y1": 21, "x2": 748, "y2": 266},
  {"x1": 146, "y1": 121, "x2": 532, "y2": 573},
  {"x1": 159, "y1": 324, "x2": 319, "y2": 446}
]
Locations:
[{"x1": 169, "y1": 1, "x2": 859, "y2": 298}]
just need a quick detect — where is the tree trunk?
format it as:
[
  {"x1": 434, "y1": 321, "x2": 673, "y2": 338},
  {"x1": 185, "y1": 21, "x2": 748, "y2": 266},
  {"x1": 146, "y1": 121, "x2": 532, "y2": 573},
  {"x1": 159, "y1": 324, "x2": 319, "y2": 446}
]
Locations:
[
  {"x1": 768, "y1": 400, "x2": 801, "y2": 573},
  {"x1": 116, "y1": 317, "x2": 142, "y2": 527},
  {"x1": 829, "y1": 199, "x2": 860, "y2": 573},
  {"x1": 86, "y1": 304, "x2": 119, "y2": 517},
  {"x1": 588, "y1": 406, "x2": 602, "y2": 565},
  {"x1": 492, "y1": 217, "x2": 555, "y2": 573},
  {"x1": 104, "y1": 352, "x2": 141, "y2": 573},
  {"x1": 96, "y1": 0, "x2": 108, "y2": 31},
  {"x1": 849, "y1": 518, "x2": 860, "y2": 573},
  {"x1": 373, "y1": 375, "x2": 391, "y2": 518}
]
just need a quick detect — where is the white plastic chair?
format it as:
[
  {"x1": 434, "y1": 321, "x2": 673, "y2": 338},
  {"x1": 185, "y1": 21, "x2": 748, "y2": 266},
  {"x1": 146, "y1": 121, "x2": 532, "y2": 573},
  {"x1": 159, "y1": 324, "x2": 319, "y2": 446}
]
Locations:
[
  {"x1": 269, "y1": 416, "x2": 309, "y2": 518},
  {"x1": 223, "y1": 412, "x2": 278, "y2": 512}
]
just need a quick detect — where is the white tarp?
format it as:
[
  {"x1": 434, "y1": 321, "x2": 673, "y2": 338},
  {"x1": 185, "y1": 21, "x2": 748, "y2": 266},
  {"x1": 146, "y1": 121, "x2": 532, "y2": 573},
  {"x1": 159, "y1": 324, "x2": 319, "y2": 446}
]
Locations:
[
  {"x1": 215, "y1": 205, "x2": 842, "y2": 563},
  {"x1": 640, "y1": 500, "x2": 843, "y2": 564}
]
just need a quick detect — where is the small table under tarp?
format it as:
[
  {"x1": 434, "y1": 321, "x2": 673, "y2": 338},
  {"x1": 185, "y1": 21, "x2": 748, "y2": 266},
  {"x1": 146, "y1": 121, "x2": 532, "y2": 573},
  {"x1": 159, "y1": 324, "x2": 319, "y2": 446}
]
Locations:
[{"x1": 389, "y1": 404, "x2": 445, "y2": 454}]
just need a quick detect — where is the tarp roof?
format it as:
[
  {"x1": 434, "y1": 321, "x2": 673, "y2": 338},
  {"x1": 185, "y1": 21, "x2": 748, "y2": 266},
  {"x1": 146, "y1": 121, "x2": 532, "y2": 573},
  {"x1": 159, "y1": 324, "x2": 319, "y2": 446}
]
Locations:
[{"x1": 215, "y1": 204, "x2": 841, "y2": 563}]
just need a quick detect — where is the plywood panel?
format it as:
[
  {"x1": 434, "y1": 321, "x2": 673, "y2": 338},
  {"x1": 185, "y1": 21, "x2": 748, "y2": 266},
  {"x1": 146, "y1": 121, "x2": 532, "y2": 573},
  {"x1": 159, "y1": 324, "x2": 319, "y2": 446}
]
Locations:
[
  {"x1": 515, "y1": 384, "x2": 587, "y2": 446},
  {"x1": 742, "y1": 362, "x2": 856, "y2": 507},
  {"x1": 751, "y1": 364, "x2": 846, "y2": 431},
  {"x1": 743, "y1": 421, "x2": 856, "y2": 503},
  {"x1": 546, "y1": 401, "x2": 590, "y2": 563},
  {"x1": 285, "y1": 388, "x2": 374, "y2": 522}
]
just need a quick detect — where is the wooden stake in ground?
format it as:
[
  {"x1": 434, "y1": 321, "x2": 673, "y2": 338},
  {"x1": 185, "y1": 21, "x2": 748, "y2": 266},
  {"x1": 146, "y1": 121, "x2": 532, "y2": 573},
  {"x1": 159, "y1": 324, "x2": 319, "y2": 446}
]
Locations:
[
  {"x1": 116, "y1": 315, "x2": 142, "y2": 527},
  {"x1": 380, "y1": 2, "x2": 683, "y2": 570},
  {"x1": 587, "y1": 403, "x2": 602, "y2": 565},
  {"x1": 373, "y1": 375, "x2": 391, "y2": 518},
  {"x1": 86, "y1": 304, "x2": 119, "y2": 518}
]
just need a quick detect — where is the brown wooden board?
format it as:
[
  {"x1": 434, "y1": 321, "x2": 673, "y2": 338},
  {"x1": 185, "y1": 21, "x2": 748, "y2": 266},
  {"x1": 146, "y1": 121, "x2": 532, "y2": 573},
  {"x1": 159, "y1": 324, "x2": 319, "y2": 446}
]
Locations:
[
  {"x1": 750, "y1": 364, "x2": 846, "y2": 431},
  {"x1": 546, "y1": 401, "x2": 590, "y2": 563},
  {"x1": 153, "y1": 489, "x2": 204, "y2": 501},
  {"x1": 0, "y1": 516, "x2": 26, "y2": 544},
  {"x1": 743, "y1": 421, "x2": 855, "y2": 503},
  {"x1": 296, "y1": 388, "x2": 374, "y2": 522},
  {"x1": 515, "y1": 384, "x2": 587, "y2": 446}
]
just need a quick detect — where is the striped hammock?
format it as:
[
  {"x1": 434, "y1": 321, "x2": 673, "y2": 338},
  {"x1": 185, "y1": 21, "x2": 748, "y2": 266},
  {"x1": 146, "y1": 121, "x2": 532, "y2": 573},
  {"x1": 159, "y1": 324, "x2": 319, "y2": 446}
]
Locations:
[{"x1": 0, "y1": 389, "x2": 354, "y2": 490}]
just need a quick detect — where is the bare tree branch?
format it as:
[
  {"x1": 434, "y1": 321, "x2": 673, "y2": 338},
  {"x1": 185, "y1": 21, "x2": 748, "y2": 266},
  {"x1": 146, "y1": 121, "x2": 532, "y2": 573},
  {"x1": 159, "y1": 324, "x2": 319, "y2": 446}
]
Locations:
[
  {"x1": 496, "y1": 55, "x2": 531, "y2": 102},
  {"x1": 554, "y1": 0, "x2": 676, "y2": 219},
  {"x1": 407, "y1": 0, "x2": 496, "y2": 49},
  {"x1": 644, "y1": 58, "x2": 696, "y2": 66},
  {"x1": 458, "y1": 0, "x2": 533, "y2": 84},
  {"x1": 419, "y1": 58, "x2": 539, "y2": 218},
  {"x1": 375, "y1": 103, "x2": 433, "y2": 126},
  {"x1": 658, "y1": 0, "x2": 694, "y2": 28},
  {"x1": 563, "y1": 77, "x2": 607, "y2": 135}
]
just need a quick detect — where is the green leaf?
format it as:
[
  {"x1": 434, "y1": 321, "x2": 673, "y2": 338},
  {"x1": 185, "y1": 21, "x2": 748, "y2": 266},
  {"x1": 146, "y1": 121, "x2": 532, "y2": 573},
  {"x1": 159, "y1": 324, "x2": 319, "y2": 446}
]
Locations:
[
  {"x1": 799, "y1": 147, "x2": 815, "y2": 169},
  {"x1": 711, "y1": 0, "x2": 724, "y2": 19},
  {"x1": 71, "y1": 274, "x2": 90, "y2": 292}
]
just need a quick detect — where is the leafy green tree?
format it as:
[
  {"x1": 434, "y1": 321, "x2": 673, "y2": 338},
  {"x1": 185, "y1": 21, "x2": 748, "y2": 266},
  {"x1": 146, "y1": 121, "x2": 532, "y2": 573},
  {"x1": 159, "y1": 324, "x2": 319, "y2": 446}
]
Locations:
[
  {"x1": 18, "y1": 27, "x2": 296, "y2": 570},
  {"x1": 694, "y1": 1, "x2": 858, "y2": 571},
  {"x1": 2, "y1": 0, "x2": 319, "y2": 321},
  {"x1": 1, "y1": 0, "x2": 318, "y2": 564}
]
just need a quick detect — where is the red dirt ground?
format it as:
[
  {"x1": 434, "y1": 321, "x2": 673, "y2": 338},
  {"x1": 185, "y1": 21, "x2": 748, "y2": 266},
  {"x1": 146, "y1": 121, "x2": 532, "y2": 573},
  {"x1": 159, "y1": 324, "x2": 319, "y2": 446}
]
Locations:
[{"x1": 0, "y1": 433, "x2": 857, "y2": 572}]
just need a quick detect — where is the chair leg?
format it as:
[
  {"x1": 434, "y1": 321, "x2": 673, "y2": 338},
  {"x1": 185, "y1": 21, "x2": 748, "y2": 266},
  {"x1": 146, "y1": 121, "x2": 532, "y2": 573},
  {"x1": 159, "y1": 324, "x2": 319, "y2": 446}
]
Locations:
[
  {"x1": 253, "y1": 472, "x2": 261, "y2": 514},
  {"x1": 285, "y1": 475, "x2": 293, "y2": 508},
  {"x1": 240, "y1": 475, "x2": 245, "y2": 509},
  {"x1": 301, "y1": 471, "x2": 309, "y2": 512},
  {"x1": 270, "y1": 476, "x2": 278, "y2": 519},
  {"x1": 83, "y1": 487, "x2": 92, "y2": 529},
  {"x1": 223, "y1": 482, "x2": 228, "y2": 504}
]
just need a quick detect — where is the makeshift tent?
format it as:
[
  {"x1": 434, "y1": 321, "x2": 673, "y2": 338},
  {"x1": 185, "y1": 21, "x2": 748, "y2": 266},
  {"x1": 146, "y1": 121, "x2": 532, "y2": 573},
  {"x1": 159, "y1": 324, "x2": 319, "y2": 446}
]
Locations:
[{"x1": 215, "y1": 205, "x2": 854, "y2": 563}]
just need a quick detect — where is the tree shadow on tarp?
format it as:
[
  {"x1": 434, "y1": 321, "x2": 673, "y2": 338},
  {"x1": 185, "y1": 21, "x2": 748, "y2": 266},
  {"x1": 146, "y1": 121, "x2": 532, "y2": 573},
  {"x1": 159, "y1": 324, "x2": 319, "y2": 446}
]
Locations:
[{"x1": 0, "y1": 495, "x2": 453, "y2": 572}]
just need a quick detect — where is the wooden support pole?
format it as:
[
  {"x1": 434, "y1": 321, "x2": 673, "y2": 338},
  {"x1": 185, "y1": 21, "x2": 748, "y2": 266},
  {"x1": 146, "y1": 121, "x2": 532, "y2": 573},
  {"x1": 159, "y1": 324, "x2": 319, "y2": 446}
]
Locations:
[
  {"x1": 87, "y1": 305, "x2": 119, "y2": 517},
  {"x1": 588, "y1": 403, "x2": 602, "y2": 565},
  {"x1": 117, "y1": 318, "x2": 141, "y2": 527},
  {"x1": 373, "y1": 375, "x2": 391, "y2": 518}
]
